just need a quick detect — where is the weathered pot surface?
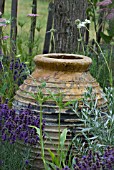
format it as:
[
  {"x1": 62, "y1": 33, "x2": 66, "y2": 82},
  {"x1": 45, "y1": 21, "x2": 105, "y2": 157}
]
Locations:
[{"x1": 13, "y1": 53, "x2": 107, "y2": 169}]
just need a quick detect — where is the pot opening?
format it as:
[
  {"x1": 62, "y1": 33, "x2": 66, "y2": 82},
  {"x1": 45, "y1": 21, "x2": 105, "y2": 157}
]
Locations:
[{"x1": 48, "y1": 55, "x2": 83, "y2": 60}]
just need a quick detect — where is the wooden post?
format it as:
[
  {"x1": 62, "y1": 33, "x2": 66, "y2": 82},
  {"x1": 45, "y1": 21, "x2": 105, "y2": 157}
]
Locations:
[
  {"x1": 0, "y1": 0, "x2": 4, "y2": 62},
  {"x1": 10, "y1": 0, "x2": 18, "y2": 57},
  {"x1": 0, "y1": 0, "x2": 5, "y2": 14},
  {"x1": 29, "y1": 0, "x2": 37, "y2": 56},
  {"x1": 43, "y1": 2, "x2": 54, "y2": 54}
]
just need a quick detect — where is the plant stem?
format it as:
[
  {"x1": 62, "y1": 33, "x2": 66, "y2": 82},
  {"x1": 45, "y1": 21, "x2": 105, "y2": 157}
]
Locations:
[
  {"x1": 95, "y1": 40, "x2": 113, "y2": 87},
  {"x1": 58, "y1": 107, "x2": 61, "y2": 166},
  {"x1": 79, "y1": 28, "x2": 85, "y2": 55},
  {"x1": 91, "y1": 2, "x2": 97, "y2": 38},
  {"x1": 39, "y1": 104, "x2": 47, "y2": 169}
]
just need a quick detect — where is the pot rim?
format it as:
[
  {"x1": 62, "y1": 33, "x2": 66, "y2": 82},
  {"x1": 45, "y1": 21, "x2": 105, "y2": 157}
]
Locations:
[{"x1": 34, "y1": 53, "x2": 92, "y2": 72}]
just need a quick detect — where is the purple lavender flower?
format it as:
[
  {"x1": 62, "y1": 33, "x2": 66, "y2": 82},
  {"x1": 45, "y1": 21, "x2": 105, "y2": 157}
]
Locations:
[
  {"x1": 106, "y1": 9, "x2": 114, "y2": 20},
  {"x1": 2, "y1": 133, "x2": 7, "y2": 141},
  {"x1": 0, "y1": 101, "x2": 45, "y2": 145},
  {"x1": 9, "y1": 58, "x2": 28, "y2": 85},
  {"x1": 2, "y1": 35, "x2": 9, "y2": 40},
  {"x1": 0, "y1": 160, "x2": 3, "y2": 166},
  {"x1": 0, "y1": 61, "x2": 3, "y2": 71},
  {"x1": 63, "y1": 166, "x2": 70, "y2": 170},
  {"x1": 72, "y1": 148, "x2": 114, "y2": 170},
  {"x1": 97, "y1": 0, "x2": 112, "y2": 6},
  {"x1": 25, "y1": 159, "x2": 29, "y2": 165},
  {"x1": 27, "y1": 13, "x2": 40, "y2": 17},
  {"x1": 0, "y1": 18, "x2": 6, "y2": 27}
]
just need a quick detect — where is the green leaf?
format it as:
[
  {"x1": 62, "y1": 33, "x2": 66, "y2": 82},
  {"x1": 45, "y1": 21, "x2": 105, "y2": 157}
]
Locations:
[
  {"x1": 60, "y1": 128, "x2": 68, "y2": 148},
  {"x1": 29, "y1": 125, "x2": 40, "y2": 137},
  {"x1": 0, "y1": 83, "x2": 7, "y2": 94},
  {"x1": 93, "y1": 0, "x2": 98, "y2": 5},
  {"x1": 86, "y1": 8, "x2": 92, "y2": 16},
  {"x1": 100, "y1": 32, "x2": 112, "y2": 43},
  {"x1": 82, "y1": 127, "x2": 92, "y2": 132},
  {"x1": 46, "y1": 160, "x2": 57, "y2": 170},
  {"x1": 48, "y1": 148, "x2": 55, "y2": 161},
  {"x1": 89, "y1": 136, "x2": 98, "y2": 140},
  {"x1": 40, "y1": 81, "x2": 46, "y2": 88},
  {"x1": 47, "y1": 149, "x2": 59, "y2": 166}
]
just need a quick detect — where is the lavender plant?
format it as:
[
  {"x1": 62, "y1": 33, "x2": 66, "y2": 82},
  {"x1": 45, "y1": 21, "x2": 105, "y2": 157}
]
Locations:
[
  {"x1": 72, "y1": 147, "x2": 114, "y2": 170},
  {"x1": 0, "y1": 98, "x2": 45, "y2": 145},
  {"x1": 0, "y1": 56, "x2": 30, "y2": 102},
  {"x1": 0, "y1": 16, "x2": 30, "y2": 101},
  {"x1": 56, "y1": 147, "x2": 114, "y2": 170},
  {"x1": 0, "y1": 97, "x2": 46, "y2": 169}
]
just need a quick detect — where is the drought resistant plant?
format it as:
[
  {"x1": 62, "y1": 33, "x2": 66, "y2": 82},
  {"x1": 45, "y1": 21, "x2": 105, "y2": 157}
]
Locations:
[
  {"x1": 0, "y1": 81, "x2": 114, "y2": 170},
  {"x1": 54, "y1": 87, "x2": 114, "y2": 170},
  {"x1": 71, "y1": 87, "x2": 114, "y2": 154},
  {"x1": 56, "y1": 147, "x2": 114, "y2": 170},
  {"x1": 27, "y1": 82, "x2": 114, "y2": 170},
  {"x1": 0, "y1": 98, "x2": 45, "y2": 145},
  {"x1": 0, "y1": 97, "x2": 45, "y2": 170},
  {"x1": 0, "y1": 56, "x2": 29, "y2": 102},
  {"x1": 0, "y1": 17, "x2": 30, "y2": 102}
]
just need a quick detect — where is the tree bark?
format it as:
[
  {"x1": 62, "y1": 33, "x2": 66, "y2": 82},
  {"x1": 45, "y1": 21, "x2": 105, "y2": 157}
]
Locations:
[{"x1": 54, "y1": 0, "x2": 88, "y2": 53}]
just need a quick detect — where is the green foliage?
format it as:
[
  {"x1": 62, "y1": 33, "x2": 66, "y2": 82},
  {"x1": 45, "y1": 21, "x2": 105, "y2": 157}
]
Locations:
[
  {"x1": 72, "y1": 87, "x2": 114, "y2": 155},
  {"x1": 0, "y1": 141, "x2": 30, "y2": 170},
  {"x1": 0, "y1": 1, "x2": 114, "y2": 169},
  {"x1": 60, "y1": 128, "x2": 67, "y2": 148},
  {"x1": 47, "y1": 128, "x2": 68, "y2": 169},
  {"x1": 100, "y1": 32, "x2": 112, "y2": 43}
]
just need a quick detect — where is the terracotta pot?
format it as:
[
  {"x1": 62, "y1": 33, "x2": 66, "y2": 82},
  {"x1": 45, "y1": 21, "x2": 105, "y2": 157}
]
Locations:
[{"x1": 13, "y1": 53, "x2": 107, "y2": 169}]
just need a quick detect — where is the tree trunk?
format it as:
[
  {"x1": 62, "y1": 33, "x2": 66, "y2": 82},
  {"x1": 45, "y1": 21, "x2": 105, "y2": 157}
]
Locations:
[{"x1": 53, "y1": 0, "x2": 88, "y2": 53}]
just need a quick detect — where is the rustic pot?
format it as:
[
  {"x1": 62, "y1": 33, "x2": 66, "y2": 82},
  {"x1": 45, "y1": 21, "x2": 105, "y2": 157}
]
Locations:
[{"x1": 13, "y1": 53, "x2": 107, "y2": 169}]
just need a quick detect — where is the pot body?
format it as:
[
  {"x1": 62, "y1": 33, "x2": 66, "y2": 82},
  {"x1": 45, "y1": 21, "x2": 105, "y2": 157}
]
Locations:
[{"x1": 13, "y1": 53, "x2": 107, "y2": 169}]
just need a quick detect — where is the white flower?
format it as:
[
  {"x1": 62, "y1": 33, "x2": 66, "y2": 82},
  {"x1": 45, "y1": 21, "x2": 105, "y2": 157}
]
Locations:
[
  {"x1": 0, "y1": 12, "x2": 2, "y2": 16},
  {"x1": 77, "y1": 22, "x2": 86, "y2": 29},
  {"x1": 85, "y1": 19, "x2": 91, "y2": 24},
  {"x1": 76, "y1": 19, "x2": 91, "y2": 29},
  {"x1": 77, "y1": 38, "x2": 82, "y2": 42}
]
